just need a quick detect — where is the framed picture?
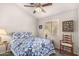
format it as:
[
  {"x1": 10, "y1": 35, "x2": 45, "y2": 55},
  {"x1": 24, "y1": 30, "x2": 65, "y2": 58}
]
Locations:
[
  {"x1": 62, "y1": 20, "x2": 73, "y2": 32},
  {"x1": 39, "y1": 25, "x2": 42, "y2": 29}
]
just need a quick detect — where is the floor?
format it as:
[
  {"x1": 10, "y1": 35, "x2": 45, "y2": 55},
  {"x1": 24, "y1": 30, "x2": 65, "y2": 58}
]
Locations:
[
  {"x1": 0, "y1": 50, "x2": 76, "y2": 56},
  {"x1": 0, "y1": 51, "x2": 14, "y2": 56}
]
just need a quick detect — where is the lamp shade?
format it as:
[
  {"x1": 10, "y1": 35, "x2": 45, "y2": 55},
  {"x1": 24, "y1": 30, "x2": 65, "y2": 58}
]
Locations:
[{"x1": 0, "y1": 29, "x2": 7, "y2": 35}]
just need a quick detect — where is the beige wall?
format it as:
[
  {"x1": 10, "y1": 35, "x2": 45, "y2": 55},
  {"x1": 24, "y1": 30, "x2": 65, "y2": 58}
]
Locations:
[
  {"x1": 38, "y1": 9, "x2": 79, "y2": 55},
  {"x1": 0, "y1": 4, "x2": 38, "y2": 36},
  {"x1": 78, "y1": 8, "x2": 79, "y2": 55}
]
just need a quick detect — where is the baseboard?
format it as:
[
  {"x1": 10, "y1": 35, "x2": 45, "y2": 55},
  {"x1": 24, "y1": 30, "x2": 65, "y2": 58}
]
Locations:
[{"x1": 55, "y1": 48, "x2": 78, "y2": 56}]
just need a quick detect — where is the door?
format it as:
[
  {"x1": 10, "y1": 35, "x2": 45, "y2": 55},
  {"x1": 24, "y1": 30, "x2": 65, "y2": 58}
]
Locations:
[
  {"x1": 44, "y1": 22, "x2": 52, "y2": 39},
  {"x1": 43, "y1": 21, "x2": 58, "y2": 40}
]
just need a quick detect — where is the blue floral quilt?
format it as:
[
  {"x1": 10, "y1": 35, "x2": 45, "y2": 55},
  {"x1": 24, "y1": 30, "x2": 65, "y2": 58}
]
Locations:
[{"x1": 10, "y1": 32, "x2": 55, "y2": 56}]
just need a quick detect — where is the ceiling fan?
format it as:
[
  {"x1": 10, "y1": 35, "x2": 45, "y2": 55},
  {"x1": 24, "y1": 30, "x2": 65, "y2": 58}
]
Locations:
[{"x1": 24, "y1": 3, "x2": 52, "y2": 14}]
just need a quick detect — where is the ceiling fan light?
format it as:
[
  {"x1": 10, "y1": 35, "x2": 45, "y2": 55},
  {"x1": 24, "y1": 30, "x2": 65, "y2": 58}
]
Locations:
[{"x1": 35, "y1": 7, "x2": 42, "y2": 13}]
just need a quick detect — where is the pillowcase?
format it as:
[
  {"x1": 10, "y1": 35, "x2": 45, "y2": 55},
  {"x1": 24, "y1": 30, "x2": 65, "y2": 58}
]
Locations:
[{"x1": 10, "y1": 32, "x2": 32, "y2": 40}]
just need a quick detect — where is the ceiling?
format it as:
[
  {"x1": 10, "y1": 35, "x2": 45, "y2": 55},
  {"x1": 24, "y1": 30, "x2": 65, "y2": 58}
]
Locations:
[{"x1": 16, "y1": 3, "x2": 79, "y2": 19}]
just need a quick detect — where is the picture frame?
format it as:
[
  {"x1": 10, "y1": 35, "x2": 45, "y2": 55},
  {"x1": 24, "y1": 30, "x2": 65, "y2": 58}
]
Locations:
[{"x1": 62, "y1": 20, "x2": 73, "y2": 32}]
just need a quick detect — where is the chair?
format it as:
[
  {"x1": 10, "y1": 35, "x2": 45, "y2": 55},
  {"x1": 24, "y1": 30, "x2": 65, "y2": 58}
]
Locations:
[{"x1": 60, "y1": 34, "x2": 73, "y2": 55}]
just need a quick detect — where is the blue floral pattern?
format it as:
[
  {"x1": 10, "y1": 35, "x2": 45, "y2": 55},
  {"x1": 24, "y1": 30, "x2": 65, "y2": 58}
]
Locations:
[{"x1": 11, "y1": 32, "x2": 55, "y2": 56}]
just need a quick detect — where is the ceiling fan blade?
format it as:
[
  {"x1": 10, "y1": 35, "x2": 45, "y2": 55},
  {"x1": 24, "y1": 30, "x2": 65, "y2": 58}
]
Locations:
[
  {"x1": 42, "y1": 3, "x2": 52, "y2": 7},
  {"x1": 24, "y1": 5, "x2": 34, "y2": 7},
  {"x1": 39, "y1": 7, "x2": 46, "y2": 13},
  {"x1": 30, "y1": 3, "x2": 34, "y2": 5}
]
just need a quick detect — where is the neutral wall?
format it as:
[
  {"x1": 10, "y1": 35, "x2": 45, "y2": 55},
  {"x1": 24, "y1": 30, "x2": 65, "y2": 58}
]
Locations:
[
  {"x1": 0, "y1": 3, "x2": 38, "y2": 36},
  {"x1": 77, "y1": 8, "x2": 79, "y2": 55},
  {"x1": 38, "y1": 9, "x2": 78, "y2": 55}
]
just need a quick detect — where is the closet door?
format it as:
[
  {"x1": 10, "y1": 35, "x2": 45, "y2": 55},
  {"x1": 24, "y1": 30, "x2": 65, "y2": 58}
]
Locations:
[
  {"x1": 44, "y1": 22, "x2": 52, "y2": 39},
  {"x1": 43, "y1": 21, "x2": 58, "y2": 40},
  {"x1": 52, "y1": 21, "x2": 58, "y2": 38}
]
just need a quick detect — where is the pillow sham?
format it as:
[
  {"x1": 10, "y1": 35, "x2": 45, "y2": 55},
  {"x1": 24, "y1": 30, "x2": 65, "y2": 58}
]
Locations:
[{"x1": 10, "y1": 32, "x2": 32, "y2": 40}]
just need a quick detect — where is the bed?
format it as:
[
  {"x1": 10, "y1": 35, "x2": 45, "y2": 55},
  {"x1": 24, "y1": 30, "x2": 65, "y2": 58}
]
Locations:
[{"x1": 10, "y1": 32, "x2": 55, "y2": 56}]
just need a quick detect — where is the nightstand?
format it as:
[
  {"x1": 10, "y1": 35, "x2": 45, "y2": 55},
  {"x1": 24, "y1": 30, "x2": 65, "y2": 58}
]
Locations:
[
  {"x1": 0, "y1": 41, "x2": 9, "y2": 54},
  {"x1": 3, "y1": 41, "x2": 9, "y2": 52}
]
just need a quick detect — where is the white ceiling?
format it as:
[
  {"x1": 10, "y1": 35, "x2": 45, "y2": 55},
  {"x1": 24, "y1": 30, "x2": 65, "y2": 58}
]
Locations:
[{"x1": 16, "y1": 3, "x2": 79, "y2": 19}]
